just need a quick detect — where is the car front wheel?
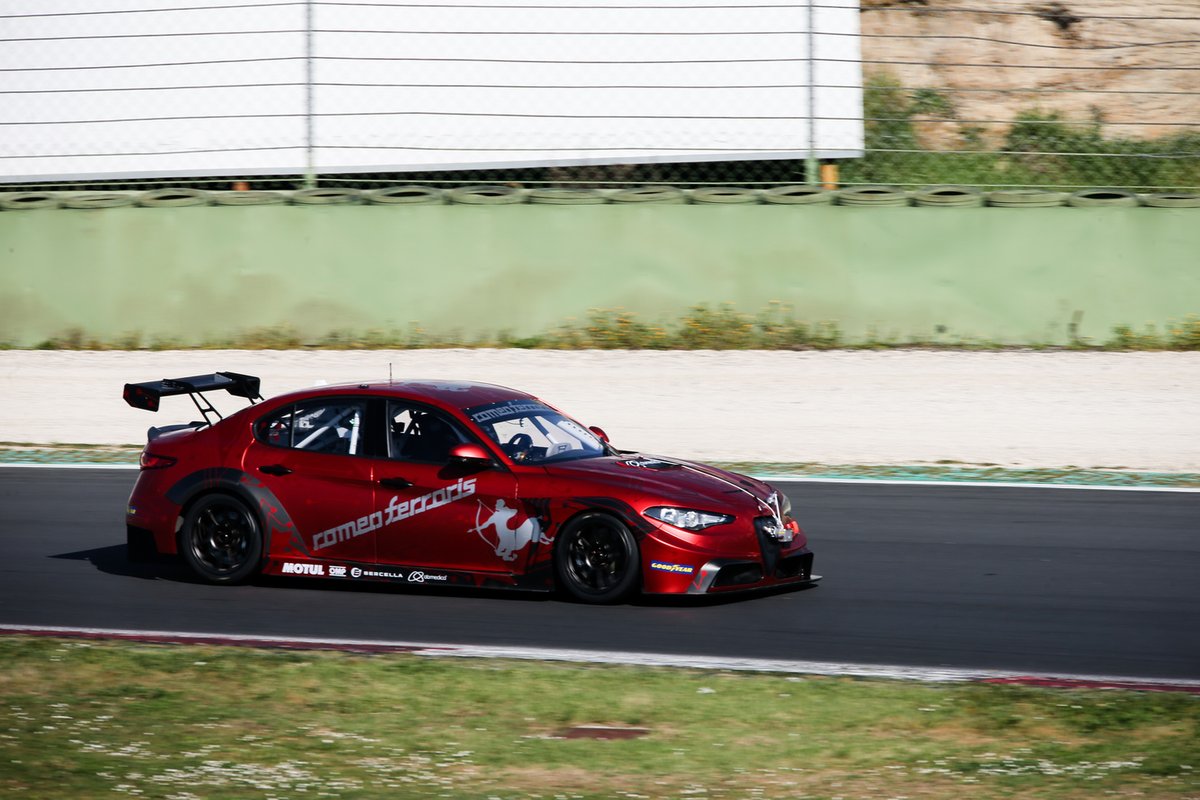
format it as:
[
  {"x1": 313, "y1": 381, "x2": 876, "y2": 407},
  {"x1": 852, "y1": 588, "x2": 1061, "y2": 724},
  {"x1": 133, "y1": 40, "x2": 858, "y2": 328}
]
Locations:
[
  {"x1": 554, "y1": 512, "x2": 640, "y2": 604},
  {"x1": 180, "y1": 494, "x2": 263, "y2": 584}
]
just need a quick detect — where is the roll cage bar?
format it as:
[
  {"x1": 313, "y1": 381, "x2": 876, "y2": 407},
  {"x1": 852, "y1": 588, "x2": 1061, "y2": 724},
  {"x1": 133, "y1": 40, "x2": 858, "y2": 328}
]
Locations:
[{"x1": 123, "y1": 371, "x2": 263, "y2": 427}]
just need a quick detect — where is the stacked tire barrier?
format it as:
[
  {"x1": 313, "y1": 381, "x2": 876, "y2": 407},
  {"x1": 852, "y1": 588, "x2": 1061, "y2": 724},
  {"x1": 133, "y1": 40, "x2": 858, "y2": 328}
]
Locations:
[
  {"x1": 136, "y1": 188, "x2": 211, "y2": 207},
  {"x1": 367, "y1": 186, "x2": 443, "y2": 205},
  {"x1": 291, "y1": 187, "x2": 362, "y2": 205},
  {"x1": 212, "y1": 190, "x2": 287, "y2": 206},
  {"x1": 762, "y1": 186, "x2": 834, "y2": 205},
  {"x1": 986, "y1": 189, "x2": 1069, "y2": 208},
  {"x1": 1066, "y1": 189, "x2": 1140, "y2": 208},
  {"x1": 912, "y1": 186, "x2": 985, "y2": 208},
  {"x1": 609, "y1": 186, "x2": 687, "y2": 204},
  {"x1": 2, "y1": 185, "x2": 1199, "y2": 210},
  {"x1": 446, "y1": 185, "x2": 526, "y2": 205},
  {"x1": 689, "y1": 187, "x2": 760, "y2": 204},
  {"x1": 1143, "y1": 192, "x2": 1200, "y2": 208},
  {"x1": 62, "y1": 193, "x2": 135, "y2": 209},
  {"x1": 0, "y1": 192, "x2": 59, "y2": 210},
  {"x1": 527, "y1": 188, "x2": 607, "y2": 205},
  {"x1": 834, "y1": 186, "x2": 911, "y2": 207}
]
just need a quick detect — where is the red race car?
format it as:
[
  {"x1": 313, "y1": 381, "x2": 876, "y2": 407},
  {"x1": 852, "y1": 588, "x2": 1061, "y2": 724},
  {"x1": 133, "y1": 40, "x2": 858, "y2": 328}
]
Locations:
[{"x1": 123, "y1": 372, "x2": 818, "y2": 603}]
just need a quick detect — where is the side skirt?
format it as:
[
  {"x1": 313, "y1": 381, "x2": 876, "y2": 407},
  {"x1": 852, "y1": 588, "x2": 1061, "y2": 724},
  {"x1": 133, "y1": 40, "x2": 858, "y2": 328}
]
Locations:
[{"x1": 262, "y1": 557, "x2": 554, "y2": 592}]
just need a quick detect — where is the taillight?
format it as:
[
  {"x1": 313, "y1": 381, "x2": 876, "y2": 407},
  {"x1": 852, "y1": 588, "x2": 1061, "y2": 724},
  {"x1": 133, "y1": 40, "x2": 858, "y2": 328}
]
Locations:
[{"x1": 139, "y1": 451, "x2": 177, "y2": 470}]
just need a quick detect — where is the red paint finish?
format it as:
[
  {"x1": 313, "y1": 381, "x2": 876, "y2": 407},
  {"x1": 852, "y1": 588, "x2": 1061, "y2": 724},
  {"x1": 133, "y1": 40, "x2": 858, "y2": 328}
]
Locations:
[{"x1": 125, "y1": 379, "x2": 818, "y2": 601}]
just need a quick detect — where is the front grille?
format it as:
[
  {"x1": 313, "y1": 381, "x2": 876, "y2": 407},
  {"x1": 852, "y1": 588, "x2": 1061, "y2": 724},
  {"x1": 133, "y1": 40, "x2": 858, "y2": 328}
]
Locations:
[
  {"x1": 774, "y1": 551, "x2": 813, "y2": 580},
  {"x1": 754, "y1": 516, "x2": 783, "y2": 576},
  {"x1": 711, "y1": 563, "x2": 764, "y2": 588}
]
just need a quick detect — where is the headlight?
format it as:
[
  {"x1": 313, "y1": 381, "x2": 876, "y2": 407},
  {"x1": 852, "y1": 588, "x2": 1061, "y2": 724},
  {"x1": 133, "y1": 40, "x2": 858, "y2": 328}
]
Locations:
[{"x1": 644, "y1": 506, "x2": 734, "y2": 531}]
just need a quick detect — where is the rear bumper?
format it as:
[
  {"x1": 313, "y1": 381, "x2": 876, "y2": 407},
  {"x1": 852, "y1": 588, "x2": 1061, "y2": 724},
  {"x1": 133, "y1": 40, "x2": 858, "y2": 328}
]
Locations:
[{"x1": 126, "y1": 524, "x2": 161, "y2": 562}]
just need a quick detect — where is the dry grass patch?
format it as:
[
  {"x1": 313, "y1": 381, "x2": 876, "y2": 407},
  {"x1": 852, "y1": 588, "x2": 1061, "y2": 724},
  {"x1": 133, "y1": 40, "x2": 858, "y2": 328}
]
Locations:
[{"x1": 0, "y1": 637, "x2": 1195, "y2": 799}]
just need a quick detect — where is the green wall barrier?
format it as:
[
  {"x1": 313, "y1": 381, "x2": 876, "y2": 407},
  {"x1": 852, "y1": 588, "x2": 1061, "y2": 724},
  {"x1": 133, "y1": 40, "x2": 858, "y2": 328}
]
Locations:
[{"x1": 1, "y1": 203, "x2": 1197, "y2": 347}]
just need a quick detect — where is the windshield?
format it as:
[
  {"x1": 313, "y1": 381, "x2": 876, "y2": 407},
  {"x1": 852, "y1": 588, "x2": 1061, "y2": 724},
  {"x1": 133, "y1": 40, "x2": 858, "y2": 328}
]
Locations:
[{"x1": 466, "y1": 399, "x2": 606, "y2": 464}]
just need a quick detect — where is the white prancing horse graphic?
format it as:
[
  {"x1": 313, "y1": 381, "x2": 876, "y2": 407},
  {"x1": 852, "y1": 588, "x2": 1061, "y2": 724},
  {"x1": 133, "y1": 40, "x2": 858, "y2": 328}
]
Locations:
[{"x1": 472, "y1": 499, "x2": 552, "y2": 561}]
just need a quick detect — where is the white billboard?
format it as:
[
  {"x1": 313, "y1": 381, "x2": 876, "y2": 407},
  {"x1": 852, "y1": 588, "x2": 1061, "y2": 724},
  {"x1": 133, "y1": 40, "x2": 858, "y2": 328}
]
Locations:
[{"x1": 0, "y1": 0, "x2": 863, "y2": 181}]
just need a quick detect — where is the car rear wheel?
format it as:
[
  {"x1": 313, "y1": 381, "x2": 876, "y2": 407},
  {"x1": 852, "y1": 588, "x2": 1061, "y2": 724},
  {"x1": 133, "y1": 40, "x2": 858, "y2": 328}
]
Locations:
[
  {"x1": 180, "y1": 494, "x2": 263, "y2": 584},
  {"x1": 554, "y1": 512, "x2": 640, "y2": 604}
]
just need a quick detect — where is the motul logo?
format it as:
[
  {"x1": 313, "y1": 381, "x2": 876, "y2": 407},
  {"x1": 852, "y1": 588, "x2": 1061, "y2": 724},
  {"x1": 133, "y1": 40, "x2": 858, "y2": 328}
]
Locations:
[{"x1": 281, "y1": 562, "x2": 324, "y2": 576}]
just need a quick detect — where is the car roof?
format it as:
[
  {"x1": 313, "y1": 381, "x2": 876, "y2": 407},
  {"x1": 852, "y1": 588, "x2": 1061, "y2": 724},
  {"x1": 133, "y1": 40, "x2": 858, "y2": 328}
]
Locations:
[{"x1": 270, "y1": 379, "x2": 537, "y2": 412}]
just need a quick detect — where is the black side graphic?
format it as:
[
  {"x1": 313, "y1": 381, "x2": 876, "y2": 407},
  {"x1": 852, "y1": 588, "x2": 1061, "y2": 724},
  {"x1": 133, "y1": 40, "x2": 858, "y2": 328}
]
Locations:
[{"x1": 166, "y1": 468, "x2": 306, "y2": 557}]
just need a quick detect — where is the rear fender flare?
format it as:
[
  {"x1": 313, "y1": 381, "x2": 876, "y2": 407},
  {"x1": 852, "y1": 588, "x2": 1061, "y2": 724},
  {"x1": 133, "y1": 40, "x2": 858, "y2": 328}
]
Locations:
[{"x1": 167, "y1": 468, "x2": 306, "y2": 564}]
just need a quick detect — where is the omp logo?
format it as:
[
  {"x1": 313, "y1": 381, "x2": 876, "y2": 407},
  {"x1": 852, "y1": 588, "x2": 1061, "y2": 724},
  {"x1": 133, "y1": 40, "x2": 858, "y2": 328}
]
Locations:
[
  {"x1": 329, "y1": 565, "x2": 347, "y2": 577},
  {"x1": 281, "y1": 562, "x2": 325, "y2": 576},
  {"x1": 650, "y1": 560, "x2": 695, "y2": 575}
]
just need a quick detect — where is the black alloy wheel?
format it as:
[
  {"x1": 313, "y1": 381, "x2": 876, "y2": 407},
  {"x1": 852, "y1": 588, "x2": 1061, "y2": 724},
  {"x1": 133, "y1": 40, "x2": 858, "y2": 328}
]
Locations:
[
  {"x1": 554, "y1": 512, "x2": 640, "y2": 604},
  {"x1": 180, "y1": 494, "x2": 263, "y2": 584}
]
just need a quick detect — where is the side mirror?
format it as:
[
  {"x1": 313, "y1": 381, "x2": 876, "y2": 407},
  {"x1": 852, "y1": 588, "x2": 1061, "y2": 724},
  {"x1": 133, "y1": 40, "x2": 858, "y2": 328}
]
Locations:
[
  {"x1": 448, "y1": 442, "x2": 493, "y2": 464},
  {"x1": 588, "y1": 426, "x2": 610, "y2": 443}
]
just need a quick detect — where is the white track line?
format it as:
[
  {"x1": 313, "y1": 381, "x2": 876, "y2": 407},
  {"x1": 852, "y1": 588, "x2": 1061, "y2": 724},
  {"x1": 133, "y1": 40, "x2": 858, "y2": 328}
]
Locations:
[
  {"x1": 3, "y1": 624, "x2": 1198, "y2": 690},
  {"x1": 2, "y1": 461, "x2": 1197, "y2": 491},
  {"x1": 760, "y1": 476, "x2": 1200, "y2": 492}
]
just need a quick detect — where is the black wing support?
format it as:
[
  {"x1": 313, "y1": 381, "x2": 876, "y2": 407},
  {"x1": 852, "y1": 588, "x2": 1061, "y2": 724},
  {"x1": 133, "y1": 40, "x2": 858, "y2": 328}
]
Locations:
[{"x1": 123, "y1": 371, "x2": 263, "y2": 425}]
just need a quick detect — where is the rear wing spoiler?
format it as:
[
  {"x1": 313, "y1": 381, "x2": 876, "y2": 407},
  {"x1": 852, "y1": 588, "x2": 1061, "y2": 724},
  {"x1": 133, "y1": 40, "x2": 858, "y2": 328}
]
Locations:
[{"x1": 123, "y1": 371, "x2": 263, "y2": 426}]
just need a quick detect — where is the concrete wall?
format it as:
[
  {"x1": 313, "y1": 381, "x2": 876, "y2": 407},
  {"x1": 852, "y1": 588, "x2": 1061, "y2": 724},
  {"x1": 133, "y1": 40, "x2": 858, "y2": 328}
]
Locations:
[{"x1": 1, "y1": 203, "x2": 1197, "y2": 347}]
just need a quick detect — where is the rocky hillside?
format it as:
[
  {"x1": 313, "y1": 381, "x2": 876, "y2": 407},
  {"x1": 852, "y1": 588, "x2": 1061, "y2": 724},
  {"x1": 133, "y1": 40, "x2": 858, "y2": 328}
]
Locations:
[{"x1": 859, "y1": 1, "x2": 1200, "y2": 147}]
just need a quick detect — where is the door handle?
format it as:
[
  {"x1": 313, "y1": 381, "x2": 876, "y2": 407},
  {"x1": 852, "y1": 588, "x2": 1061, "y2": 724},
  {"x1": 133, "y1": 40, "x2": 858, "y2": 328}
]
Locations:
[
  {"x1": 258, "y1": 464, "x2": 293, "y2": 476},
  {"x1": 378, "y1": 476, "x2": 412, "y2": 489}
]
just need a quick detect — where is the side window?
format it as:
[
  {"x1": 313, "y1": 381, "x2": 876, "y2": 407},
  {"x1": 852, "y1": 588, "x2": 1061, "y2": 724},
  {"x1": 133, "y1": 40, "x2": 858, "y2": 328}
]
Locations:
[
  {"x1": 256, "y1": 406, "x2": 294, "y2": 449},
  {"x1": 255, "y1": 399, "x2": 367, "y2": 456},
  {"x1": 388, "y1": 401, "x2": 467, "y2": 463}
]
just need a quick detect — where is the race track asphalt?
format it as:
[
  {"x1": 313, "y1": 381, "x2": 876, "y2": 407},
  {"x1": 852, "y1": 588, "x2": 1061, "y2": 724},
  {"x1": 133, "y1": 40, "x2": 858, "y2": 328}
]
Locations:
[{"x1": 0, "y1": 467, "x2": 1197, "y2": 679}]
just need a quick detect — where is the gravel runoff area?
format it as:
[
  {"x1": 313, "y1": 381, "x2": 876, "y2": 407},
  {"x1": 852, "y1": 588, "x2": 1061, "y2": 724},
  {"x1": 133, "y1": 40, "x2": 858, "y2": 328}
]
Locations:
[{"x1": 1, "y1": 350, "x2": 1197, "y2": 472}]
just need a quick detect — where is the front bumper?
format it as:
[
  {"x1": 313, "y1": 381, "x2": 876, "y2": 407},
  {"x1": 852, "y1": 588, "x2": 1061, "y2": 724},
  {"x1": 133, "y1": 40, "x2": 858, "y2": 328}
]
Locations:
[
  {"x1": 687, "y1": 550, "x2": 820, "y2": 594},
  {"x1": 640, "y1": 514, "x2": 820, "y2": 595}
]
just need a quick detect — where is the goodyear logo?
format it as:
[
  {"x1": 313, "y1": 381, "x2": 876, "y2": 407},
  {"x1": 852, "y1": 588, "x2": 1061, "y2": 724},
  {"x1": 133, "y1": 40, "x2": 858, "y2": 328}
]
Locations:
[{"x1": 650, "y1": 560, "x2": 695, "y2": 575}]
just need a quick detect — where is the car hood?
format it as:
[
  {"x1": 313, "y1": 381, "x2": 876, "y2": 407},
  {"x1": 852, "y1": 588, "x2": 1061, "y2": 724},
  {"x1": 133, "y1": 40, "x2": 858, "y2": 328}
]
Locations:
[{"x1": 542, "y1": 453, "x2": 777, "y2": 514}]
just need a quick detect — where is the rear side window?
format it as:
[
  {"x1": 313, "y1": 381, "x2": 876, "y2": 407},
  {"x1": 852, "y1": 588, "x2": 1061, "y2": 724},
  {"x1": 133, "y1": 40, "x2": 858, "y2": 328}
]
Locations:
[{"x1": 255, "y1": 399, "x2": 367, "y2": 456}]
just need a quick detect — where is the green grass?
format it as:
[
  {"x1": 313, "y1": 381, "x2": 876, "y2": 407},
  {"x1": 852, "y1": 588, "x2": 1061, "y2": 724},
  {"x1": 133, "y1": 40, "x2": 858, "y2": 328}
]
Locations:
[
  {"x1": 18, "y1": 306, "x2": 1200, "y2": 351},
  {"x1": 0, "y1": 442, "x2": 142, "y2": 465},
  {"x1": 0, "y1": 637, "x2": 1197, "y2": 799},
  {"x1": 842, "y1": 72, "x2": 1200, "y2": 192}
]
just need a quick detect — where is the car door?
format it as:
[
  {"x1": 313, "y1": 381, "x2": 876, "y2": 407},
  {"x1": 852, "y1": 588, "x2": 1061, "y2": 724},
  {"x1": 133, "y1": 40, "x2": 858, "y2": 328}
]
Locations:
[
  {"x1": 242, "y1": 396, "x2": 378, "y2": 564},
  {"x1": 371, "y1": 400, "x2": 526, "y2": 574}
]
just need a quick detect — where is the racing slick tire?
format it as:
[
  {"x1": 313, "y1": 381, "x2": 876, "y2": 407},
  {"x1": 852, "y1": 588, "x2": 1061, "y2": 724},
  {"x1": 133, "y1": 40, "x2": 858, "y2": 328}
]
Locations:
[
  {"x1": 554, "y1": 512, "x2": 640, "y2": 604},
  {"x1": 179, "y1": 494, "x2": 264, "y2": 584}
]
